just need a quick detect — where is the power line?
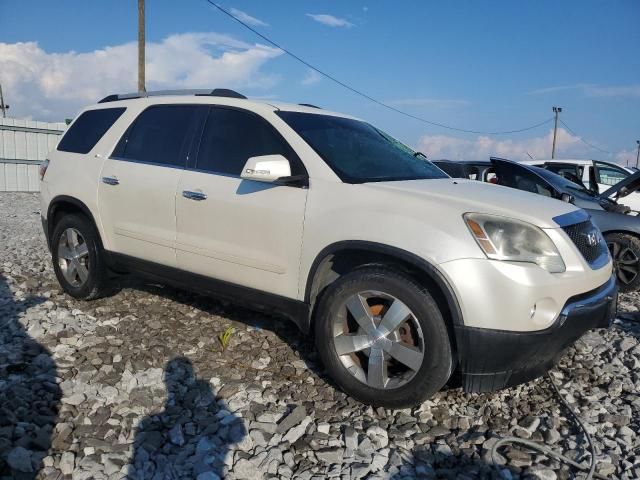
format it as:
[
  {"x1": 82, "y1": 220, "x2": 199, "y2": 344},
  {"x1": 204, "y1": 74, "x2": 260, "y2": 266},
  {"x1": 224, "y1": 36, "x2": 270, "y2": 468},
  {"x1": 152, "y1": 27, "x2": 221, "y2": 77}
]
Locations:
[
  {"x1": 204, "y1": 0, "x2": 554, "y2": 136},
  {"x1": 559, "y1": 119, "x2": 612, "y2": 155}
]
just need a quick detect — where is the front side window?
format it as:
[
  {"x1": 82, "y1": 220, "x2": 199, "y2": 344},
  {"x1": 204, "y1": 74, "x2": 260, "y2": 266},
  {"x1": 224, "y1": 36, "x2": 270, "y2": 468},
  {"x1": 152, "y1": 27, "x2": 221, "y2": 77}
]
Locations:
[
  {"x1": 595, "y1": 162, "x2": 628, "y2": 186},
  {"x1": 196, "y1": 108, "x2": 299, "y2": 176},
  {"x1": 58, "y1": 107, "x2": 125, "y2": 154},
  {"x1": 276, "y1": 111, "x2": 447, "y2": 183},
  {"x1": 115, "y1": 105, "x2": 203, "y2": 167}
]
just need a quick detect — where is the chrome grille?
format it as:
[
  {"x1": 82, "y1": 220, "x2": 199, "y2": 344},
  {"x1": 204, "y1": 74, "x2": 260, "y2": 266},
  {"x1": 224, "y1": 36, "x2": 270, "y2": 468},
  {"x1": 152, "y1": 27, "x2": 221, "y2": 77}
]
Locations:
[{"x1": 562, "y1": 220, "x2": 608, "y2": 265}]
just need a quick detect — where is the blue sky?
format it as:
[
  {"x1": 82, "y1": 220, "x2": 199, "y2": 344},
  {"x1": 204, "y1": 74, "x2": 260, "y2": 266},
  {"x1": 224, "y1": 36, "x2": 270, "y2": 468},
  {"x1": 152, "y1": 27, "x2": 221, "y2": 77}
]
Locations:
[{"x1": 1, "y1": 0, "x2": 639, "y2": 162}]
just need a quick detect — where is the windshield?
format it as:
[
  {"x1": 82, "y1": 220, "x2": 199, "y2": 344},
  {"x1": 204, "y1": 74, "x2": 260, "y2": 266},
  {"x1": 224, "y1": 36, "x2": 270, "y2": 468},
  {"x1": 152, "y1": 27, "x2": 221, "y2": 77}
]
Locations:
[
  {"x1": 531, "y1": 166, "x2": 597, "y2": 197},
  {"x1": 277, "y1": 111, "x2": 447, "y2": 183}
]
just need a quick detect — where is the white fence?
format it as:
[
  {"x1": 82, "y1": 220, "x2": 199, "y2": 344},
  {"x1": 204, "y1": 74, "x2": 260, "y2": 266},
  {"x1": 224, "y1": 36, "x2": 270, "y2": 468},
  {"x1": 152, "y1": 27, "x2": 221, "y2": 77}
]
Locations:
[{"x1": 0, "y1": 118, "x2": 66, "y2": 192}]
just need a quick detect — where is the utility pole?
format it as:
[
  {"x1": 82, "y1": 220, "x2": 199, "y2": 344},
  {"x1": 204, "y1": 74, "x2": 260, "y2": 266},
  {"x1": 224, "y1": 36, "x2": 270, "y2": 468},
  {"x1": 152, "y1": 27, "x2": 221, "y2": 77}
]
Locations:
[
  {"x1": 551, "y1": 106, "x2": 562, "y2": 159},
  {"x1": 0, "y1": 83, "x2": 9, "y2": 118},
  {"x1": 138, "y1": 0, "x2": 146, "y2": 93},
  {"x1": 636, "y1": 140, "x2": 640, "y2": 169}
]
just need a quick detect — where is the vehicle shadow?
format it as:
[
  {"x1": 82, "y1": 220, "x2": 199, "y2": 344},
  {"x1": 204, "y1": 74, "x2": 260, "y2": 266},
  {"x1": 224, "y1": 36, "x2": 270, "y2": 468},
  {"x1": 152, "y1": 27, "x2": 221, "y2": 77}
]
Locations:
[
  {"x1": 128, "y1": 356, "x2": 247, "y2": 479},
  {"x1": 117, "y1": 276, "x2": 327, "y2": 380},
  {"x1": 614, "y1": 313, "x2": 640, "y2": 339},
  {"x1": 0, "y1": 274, "x2": 57, "y2": 478}
]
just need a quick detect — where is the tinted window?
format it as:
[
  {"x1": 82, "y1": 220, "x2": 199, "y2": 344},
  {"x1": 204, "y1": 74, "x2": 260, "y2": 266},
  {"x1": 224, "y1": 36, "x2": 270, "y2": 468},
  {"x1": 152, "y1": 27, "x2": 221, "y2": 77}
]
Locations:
[
  {"x1": 277, "y1": 111, "x2": 446, "y2": 183},
  {"x1": 117, "y1": 105, "x2": 202, "y2": 167},
  {"x1": 196, "y1": 108, "x2": 296, "y2": 175},
  {"x1": 57, "y1": 108, "x2": 125, "y2": 154},
  {"x1": 496, "y1": 162, "x2": 555, "y2": 197}
]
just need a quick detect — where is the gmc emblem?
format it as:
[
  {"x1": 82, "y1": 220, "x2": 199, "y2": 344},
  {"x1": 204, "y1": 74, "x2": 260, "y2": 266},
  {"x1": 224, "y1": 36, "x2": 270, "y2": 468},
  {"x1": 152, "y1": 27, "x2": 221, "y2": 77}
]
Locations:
[{"x1": 585, "y1": 231, "x2": 600, "y2": 247}]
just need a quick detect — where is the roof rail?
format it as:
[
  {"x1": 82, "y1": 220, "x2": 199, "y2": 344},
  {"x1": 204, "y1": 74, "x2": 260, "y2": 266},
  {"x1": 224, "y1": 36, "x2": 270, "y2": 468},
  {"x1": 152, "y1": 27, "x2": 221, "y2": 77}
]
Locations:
[
  {"x1": 299, "y1": 103, "x2": 321, "y2": 109},
  {"x1": 98, "y1": 88, "x2": 247, "y2": 103}
]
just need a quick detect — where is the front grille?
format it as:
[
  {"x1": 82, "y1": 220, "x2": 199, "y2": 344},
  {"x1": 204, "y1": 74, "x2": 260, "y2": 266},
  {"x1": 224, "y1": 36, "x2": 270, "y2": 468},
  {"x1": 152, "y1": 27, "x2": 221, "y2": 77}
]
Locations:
[{"x1": 562, "y1": 220, "x2": 608, "y2": 266}]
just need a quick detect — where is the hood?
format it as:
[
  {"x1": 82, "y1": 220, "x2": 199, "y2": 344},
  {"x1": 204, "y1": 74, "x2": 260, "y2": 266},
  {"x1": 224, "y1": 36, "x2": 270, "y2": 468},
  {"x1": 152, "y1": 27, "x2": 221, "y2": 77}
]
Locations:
[
  {"x1": 601, "y1": 170, "x2": 640, "y2": 200},
  {"x1": 364, "y1": 178, "x2": 580, "y2": 229}
]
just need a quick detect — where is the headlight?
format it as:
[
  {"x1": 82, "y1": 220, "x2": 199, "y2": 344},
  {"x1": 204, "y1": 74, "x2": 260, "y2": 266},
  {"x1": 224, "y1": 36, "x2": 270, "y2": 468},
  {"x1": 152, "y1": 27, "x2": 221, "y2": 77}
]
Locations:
[{"x1": 464, "y1": 213, "x2": 566, "y2": 273}]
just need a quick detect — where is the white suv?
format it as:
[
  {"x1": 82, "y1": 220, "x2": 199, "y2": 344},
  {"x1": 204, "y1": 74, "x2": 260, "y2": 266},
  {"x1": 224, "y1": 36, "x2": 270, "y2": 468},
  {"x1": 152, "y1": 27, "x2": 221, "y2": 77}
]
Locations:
[{"x1": 40, "y1": 89, "x2": 617, "y2": 407}]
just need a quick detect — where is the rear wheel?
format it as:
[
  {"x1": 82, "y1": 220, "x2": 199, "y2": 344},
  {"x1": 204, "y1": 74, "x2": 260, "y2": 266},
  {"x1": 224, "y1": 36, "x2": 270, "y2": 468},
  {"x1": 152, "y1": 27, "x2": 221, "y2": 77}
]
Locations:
[
  {"x1": 314, "y1": 266, "x2": 453, "y2": 408},
  {"x1": 51, "y1": 214, "x2": 113, "y2": 300},
  {"x1": 606, "y1": 233, "x2": 640, "y2": 292}
]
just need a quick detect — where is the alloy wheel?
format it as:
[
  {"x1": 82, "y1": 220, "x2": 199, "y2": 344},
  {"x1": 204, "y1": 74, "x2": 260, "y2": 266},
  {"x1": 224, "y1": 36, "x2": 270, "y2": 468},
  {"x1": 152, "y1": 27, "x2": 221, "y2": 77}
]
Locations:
[
  {"x1": 608, "y1": 241, "x2": 640, "y2": 286},
  {"x1": 57, "y1": 227, "x2": 90, "y2": 287},
  {"x1": 331, "y1": 290, "x2": 425, "y2": 390}
]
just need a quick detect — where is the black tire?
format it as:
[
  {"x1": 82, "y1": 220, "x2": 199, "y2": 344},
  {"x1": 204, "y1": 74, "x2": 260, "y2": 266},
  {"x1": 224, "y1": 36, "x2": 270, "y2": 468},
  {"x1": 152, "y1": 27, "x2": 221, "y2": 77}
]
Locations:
[
  {"x1": 51, "y1": 213, "x2": 113, "y2": 300},
  {"x1": 314, "y1": 266, "x2": 453, "y2": 408},
  {"x1": 606, "y1": 233, "x2": 640, "y2": 293}
]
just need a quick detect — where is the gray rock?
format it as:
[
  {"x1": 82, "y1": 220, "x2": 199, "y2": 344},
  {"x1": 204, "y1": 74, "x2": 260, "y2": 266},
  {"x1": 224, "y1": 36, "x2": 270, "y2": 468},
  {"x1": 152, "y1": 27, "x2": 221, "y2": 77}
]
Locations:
[
  {"x1": 7, "y1": 447, "x2": 34, "y2": 473},
  {"x1": 276, "y1": 405, "x2": 307, "y2": 434},
  {"x1": 316, "y1": 447, "x2": 344, "y2": 465},
  {"x1": 233, "y1": 458, "x2": 263, "y2": 479},
  {"x1": 59, "y1": 451, "x2": 75, "y2": 475}
]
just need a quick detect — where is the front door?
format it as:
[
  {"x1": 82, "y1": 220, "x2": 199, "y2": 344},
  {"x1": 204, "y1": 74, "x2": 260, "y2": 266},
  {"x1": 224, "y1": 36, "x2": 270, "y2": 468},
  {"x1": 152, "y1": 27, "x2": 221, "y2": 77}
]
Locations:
[
  {"x1": 176, "y1": 106, "x2": 308, "y2": 298},
  {"x1": 98, "y1": 104, "x2": 205, "y2": 267}
]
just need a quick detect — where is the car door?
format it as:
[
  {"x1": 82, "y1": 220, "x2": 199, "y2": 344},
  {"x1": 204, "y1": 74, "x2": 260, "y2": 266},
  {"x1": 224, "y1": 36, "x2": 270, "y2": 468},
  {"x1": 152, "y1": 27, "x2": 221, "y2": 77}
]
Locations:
[
  {"x1": 492, "y1": 159, "x2": 558, "y2": 198},
  {"x1": 594, "y1": 161, "x2": 630, "y2": 191},
  {"x1": 98, "y1": 104, "x2": 205, "y2": 267},
  {"x1": 542, "y1": 162, "x2": 587, "y2": 189},
  {"x1": 175, "y1": 106, "x2": 308, "y2": 298}
]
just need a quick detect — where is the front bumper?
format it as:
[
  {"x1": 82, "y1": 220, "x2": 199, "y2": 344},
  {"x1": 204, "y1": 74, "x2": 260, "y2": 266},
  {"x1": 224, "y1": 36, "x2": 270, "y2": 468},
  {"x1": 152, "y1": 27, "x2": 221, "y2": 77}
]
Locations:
[{"x1": 455, "y1": 274, "x2": 617, "y2": 393}]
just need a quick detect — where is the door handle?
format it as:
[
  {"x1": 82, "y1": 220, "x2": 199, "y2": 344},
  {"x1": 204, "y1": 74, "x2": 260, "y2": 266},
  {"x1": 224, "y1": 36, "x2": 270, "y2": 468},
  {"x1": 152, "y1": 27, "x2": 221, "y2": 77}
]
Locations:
[
  {"x1": 102, "y1": 176, "x2": 119, "y2": 186},
  {"x1": 182, "y1": 190, "x2": 207, "y2": 201}
]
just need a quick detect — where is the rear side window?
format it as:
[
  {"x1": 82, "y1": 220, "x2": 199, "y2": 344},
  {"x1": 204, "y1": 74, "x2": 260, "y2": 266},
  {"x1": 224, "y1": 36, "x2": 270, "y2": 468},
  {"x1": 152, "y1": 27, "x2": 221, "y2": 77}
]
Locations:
[
  {"x1": 195, "y1": 108, "x2": 301, "y2": 176},
  {"x1": 114, "y1": 105, "x2": 204, "y2": 167},
  {"x1": 57, "y1": 108, "x2": 125, "y2": 154}
]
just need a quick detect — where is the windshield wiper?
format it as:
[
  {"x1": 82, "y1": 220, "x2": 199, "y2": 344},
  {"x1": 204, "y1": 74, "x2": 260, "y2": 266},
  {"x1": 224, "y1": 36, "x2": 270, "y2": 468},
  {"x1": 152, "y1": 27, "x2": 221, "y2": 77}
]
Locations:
[{"x1": 413, "y1": 151, "x2": 427, "y2": 159}]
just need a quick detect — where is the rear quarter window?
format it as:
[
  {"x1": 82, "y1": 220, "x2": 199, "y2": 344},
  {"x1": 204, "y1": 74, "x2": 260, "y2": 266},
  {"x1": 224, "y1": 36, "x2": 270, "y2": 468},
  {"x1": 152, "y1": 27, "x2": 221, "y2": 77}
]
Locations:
[{"x1": 57, "y1": 107, "x2": 126, "y2": 154}]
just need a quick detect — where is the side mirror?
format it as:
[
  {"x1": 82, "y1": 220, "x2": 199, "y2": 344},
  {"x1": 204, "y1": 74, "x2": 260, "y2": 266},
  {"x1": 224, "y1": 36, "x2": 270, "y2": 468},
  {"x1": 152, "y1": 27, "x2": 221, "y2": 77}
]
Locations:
[
  {"x1": 560, "y1": 193, "x2": 574, "y2": 203},
  {"x1": 241, "y1": 155, "x2": 291, "y2": 183}
]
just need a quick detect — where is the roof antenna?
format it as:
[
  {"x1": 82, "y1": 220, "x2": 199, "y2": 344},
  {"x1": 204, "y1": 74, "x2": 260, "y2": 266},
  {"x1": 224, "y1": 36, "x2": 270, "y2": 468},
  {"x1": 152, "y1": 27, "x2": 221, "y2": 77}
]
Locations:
[{"x1": 526, "y1": 151, "x2": 535, "y2": 160}]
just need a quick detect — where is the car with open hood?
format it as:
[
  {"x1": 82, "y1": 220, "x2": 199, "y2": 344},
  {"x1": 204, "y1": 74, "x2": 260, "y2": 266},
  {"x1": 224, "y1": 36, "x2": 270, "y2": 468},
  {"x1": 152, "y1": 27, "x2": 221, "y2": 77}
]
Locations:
[
  {"x1": 480, "y1": 158, "x2": 640, "y2": 292},
  {"x1": 39, "y1": 89, "x2": 617, "y2": 407}
]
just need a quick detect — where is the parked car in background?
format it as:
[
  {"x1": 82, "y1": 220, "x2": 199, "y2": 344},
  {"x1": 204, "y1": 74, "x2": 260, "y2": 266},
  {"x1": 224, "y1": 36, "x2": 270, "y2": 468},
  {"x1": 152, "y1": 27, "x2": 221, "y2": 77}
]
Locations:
[
  {"x1": 40, "y1": 90, "x2": 616, "y2": 407},
  {"x1": 521, "y1": 159, "x2": 640, "y2": 213},
  {"x1": 485, "y1": 158, "x2": 640, "y2": 292},
  {"x1": 433, "y1": 160, "x2": 496, "y2": 183}
]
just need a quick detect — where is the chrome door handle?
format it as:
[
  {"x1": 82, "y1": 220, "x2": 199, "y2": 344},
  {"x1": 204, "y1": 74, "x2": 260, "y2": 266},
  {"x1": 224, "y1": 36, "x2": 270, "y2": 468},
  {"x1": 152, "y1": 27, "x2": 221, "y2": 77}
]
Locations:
[
  {"x1": 102, "y1": 176, "x2": 119, "y2": 186},
  {"x1": 182, "y1": 190, "x2": 207, "y2": 201}
]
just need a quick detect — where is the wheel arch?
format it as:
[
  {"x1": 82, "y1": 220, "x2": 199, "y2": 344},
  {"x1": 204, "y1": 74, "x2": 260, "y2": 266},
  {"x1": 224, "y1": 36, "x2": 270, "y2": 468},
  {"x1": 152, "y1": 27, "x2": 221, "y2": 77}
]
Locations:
[
  {"x1": 46, "y1": 195, "x2": 102, "y2": 249},
  {"x1": 304, "y1": 241, "x2": 464, "y2": 342}
]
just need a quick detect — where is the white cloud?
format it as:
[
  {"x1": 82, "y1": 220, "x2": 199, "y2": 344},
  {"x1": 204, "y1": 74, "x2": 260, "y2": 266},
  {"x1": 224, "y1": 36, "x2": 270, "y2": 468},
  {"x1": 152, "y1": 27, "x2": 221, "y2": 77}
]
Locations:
[
  {"x1": 417, "y1": 128, "x2": 614, "y2": 161},
  {"x1": 0, "y1": 33, "x2": 282, "y2": 121},
  {"x1": 385, "y1": 98, "x2": 469, "y2": 107},
  {"x1": 584, "y1": 84, "x2": 640, "y2": 98},
  {"x1": 615, "y1": 149, "x2": 639, "y2": 167},
  {"x1": 528, "y1": 83, "x2": 640, "y2": 98},
  {"x1": 306, "y1": 13, "x2": 354, "y2": 28},
  {"x1": 301, "y1": 69, "x2": 322, "y2": 86},
  {"x1": 229, "y1": 7, "x2": 269, "y2": 27}
]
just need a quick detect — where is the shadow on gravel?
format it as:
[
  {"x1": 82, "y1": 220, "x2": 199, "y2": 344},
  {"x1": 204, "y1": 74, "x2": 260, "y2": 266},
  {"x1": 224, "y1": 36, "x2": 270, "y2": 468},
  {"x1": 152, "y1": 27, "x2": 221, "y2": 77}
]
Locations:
[
  {"x1": 0, "y1": 274, "x2": 58, "y2": 478},
  {"x1": 120, "y1": 277, "x2": 329, "y2": 380},
  {"x1": 615, "y1": 313, "x2": 640, "y2": 338},
  {"x1": 390, "y1": 448, "x2": 517, "y2": 479},
  {"x1": 128, "y1": 356, "x2": 246, "y2": 479}
]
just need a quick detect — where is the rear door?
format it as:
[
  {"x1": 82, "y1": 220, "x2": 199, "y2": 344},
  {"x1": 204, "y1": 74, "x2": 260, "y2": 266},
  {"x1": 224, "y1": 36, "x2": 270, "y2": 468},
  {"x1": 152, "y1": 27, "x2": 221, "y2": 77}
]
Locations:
[
  {"x1": 98, "y1": 104, "x2": 205, "y2": 267},
  {"x1": 542, "y1": 162, "x2": 586, "y2": 188},
  {"x1": 175, "y1": 106, "x2": 308, "y2": 298}
]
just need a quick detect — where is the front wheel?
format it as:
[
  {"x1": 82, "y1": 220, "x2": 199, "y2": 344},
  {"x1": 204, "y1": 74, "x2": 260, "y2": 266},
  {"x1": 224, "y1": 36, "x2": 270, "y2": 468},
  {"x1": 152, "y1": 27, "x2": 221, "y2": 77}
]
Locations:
[
  {"x1": 606, "y1": 233, "x2": 640, "y2": 292},
  {"x1": 314, "y1": 266, "x2": 453, "y2": 408},
  {"x1": 51, "y1": 213, "x2": 113, "y2": 300}
]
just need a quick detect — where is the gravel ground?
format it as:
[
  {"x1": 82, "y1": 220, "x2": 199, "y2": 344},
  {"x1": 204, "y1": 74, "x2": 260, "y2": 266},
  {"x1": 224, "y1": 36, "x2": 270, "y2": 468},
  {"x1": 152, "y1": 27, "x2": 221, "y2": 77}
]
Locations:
[{"x1": 0, "y1": 192, "x2": 639, "y2": 480}]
